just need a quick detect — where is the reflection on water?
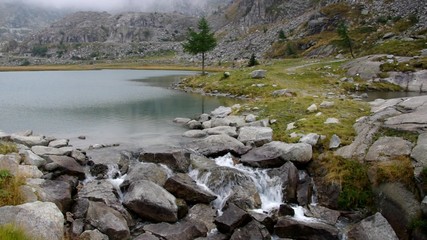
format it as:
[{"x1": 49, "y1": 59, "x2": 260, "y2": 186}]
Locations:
[{"x1": 0, "y1": 70, "x2": 232, "y2": 147}]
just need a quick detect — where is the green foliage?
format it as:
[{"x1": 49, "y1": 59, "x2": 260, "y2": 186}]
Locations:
[
  {"x1": 373, "y1": 127, "x2": 419, "y2": 144},
  {"x1": 278, "y1": 29, "x2": 286, "y2": 41},
  {"x1": 372, "y1": 156, "x2": 414, "y2": 187},
  {"x1": 0, "y1": 169, "x2": 25, "y2": 207},
  {"x1": 337, "y1": 22, "x2": 355, "y2": 58},
  {"x1": 31, "y1": 45, "x2": 48, "y2": 57},
  {"x1": 0, "y1": 142, "x2": 17, "y2": 155},
  {"x1": 380, "y1": 62, "x2": 415, "y2": 72},
  {"x1": 182, "y1": 17, "x2": 217, "y2": 74},
  {"x1": 247, "y1": 53, "x2": 259, "y2": 67},
  {"x1": 0, "y1": 224, "x2": 32, "y2": 240},
  {"x1": 364, "y1": 39, "x2": 426, "y2": 56},
  {"x1": 20, "y1": 60, "x2": 30, "y2": 66},
  {"x1": 376, "y1": 16, "x2": 390, "y2": 24}
]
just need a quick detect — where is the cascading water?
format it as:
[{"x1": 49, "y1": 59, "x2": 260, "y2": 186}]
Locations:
[{"x1": 105, "y1": 164, "x2": 127, "y2": 202}]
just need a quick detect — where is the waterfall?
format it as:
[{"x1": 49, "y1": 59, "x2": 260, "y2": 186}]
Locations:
[{"x1": 106, "y1": 164, "x2": 126, "y2": 202}]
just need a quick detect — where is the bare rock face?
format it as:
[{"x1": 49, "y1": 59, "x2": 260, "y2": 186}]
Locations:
[
  {"x1": 365, "y1": 136, "x2": 413, "y2": 161},
  {"x1": 123, "y1": 180, "x2": 178, "y2": 223},
  {"x1": 0, "y1": 201, "x2": 64, "y2": 240},
  {"x1": 347, "y1": 212, "x2": 399, "y2": 240}
]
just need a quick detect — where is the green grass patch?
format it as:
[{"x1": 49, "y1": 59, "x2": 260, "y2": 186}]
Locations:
[
  {"x1": 0, "y1": 169, "x2": 25, "y2": 207},
  {"x1": 0, "y1": 142, "x2": 18, "y2": 155},
  {"x1": 373, "y1": 127, "x2": 419, "y2": 144},
  {"x1": 370, "y1": 156, "x2": 414, "y2": 187},
  {"x1": 364, "y1": 39, "x2": 426, "y2": 56},
  {"x1": 0, "y1": 224, "x2": 32, "y2": 240}
]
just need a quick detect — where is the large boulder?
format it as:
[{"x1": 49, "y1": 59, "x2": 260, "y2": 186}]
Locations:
[
  {"x1": 347, "y1": 212, "x2": 399, "y2": 240},
  {"x1": 237, "y1": 126, "x2": 273, "y2": 146},
  {"x1": 214, "y1": 203, "x2": 251, "y2": 234},
  {"x1": 86, "y1": 201, "x2": 130, "y2": 240},
  {"x1": 143, "y1": 220, "x2": 207, "y2": 240},
  {"x1": 211, "y1": 106, "x2": 232, "y2": 118},
  {"x1": 0, "y1": 153, "x2": 20, "y2": 175},
  {"x1": 250, "y1": 70, "x2": 267, "y2": 79},
  {"x1": 411, "y1": 132, "x2": 427, "y2": 167},
  {"x1": 164, "y1": 173, "x2": 217, "y2": 204},
  {"x1": 11, "y1": 134, "x2": 49, "y2": 147},
  {"x1": 21, "y1": 149, "x2": 46, "y2": 167},
  {"x1": 139, "y1": 145, "x2": 190, "y2": 172},
  {"x1": 39, "y1": 180, "x2": 72, "y2": 213},
  {"x1": 0, "y1": 201, "x2": 64, "y2": 240},
  {"x1": 78, "y1": 180, "x2": 120, "y2": 205},
  {"x1": 123, "y1": 180, "x2": 178, "y2": 222},
  {"x1": 268, "y1": 161, "x2": 299, "y2": 203},
  {"x1": 46, "y1": 155, "x2": 85, "y2": 179},
  {"x1": 187, "y1": 134, "x2": 250, "y2": 157},
  {"x1": 185, "y1": 204, "x2": 217, "y2": 232},
  {"x1": 121, "y1": 162, "x2": 169, "y2": 188},
  {"x1": 230, "y1": 220, "x2": 271, "y2": 240},
  {"x1": 374, "y1": 183, "x2": 422, "y2": 239},
  {"x1": 31, "y1": 146, "x2": 72, "y2": 156},
  {"x1": 274, "y1": 217, "x2": 339, "y2": 240},
  {"x1": 205, "y1": 126, "x2": 238, "y2": 137},
  {"x1": 48, "y1": 139, "x2": 69, "y2": 148},
  {"x1": 343, "y1": 55, "x2": 383, "y2": 80},
  {"x1": 365, "y1": 137, "x2": 412, "y2": 161}
]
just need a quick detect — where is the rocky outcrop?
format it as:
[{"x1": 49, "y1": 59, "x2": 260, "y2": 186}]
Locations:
[{"x1": 347, "y1": 212, "x2": 399, "y2": 240}]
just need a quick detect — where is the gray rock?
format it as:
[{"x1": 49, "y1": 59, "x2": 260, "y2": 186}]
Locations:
[
  {"x1": 308, "y1": 205, "x2": 340, "y2": 225},
  {"x1": 31, "y1": 146, "x2": 71, "y2": 156},
  {"x1": 187, "y1": 134, "x2": 250, "y2": 157},
  {"x1": 183, "y1": 130, "x2": 208, "y2": 138},
  {"x1": 237, "y1": 126, "x2": 273, "y2": 146},
  {"x1": 199, "y1": 113, "x2": 210, "y2": 122},
  {"x1": 274, "y1": 217, "x2": 339, "y2": 239},
  {"x1": 245, "y1": 114, "x2": 257, "y2": 122},
  {"x1": 173, "y1": 117, "x2": 191, "y2": 125},
  {"x1": 272, "y1": 89, "x2": 292, "y2": 97},
  {"x1": 79, "y1": 229, "x2": 109, "y2": 240},
  {"x1": 205, "y1": 126, "x2": 238, "y2": 137},
  {"x1": 347, "y1": 212, "x2": 398, "y2": 240},
  {"x1": 39, "y1": 180, "x2": 72, "y2": 213},
  {"x1": 324, "y1": 118, "x2": 340, "y2": 124},
  {"x1": 202, "y1": 120, "x2": 212, "y2": 129},
  {"x1": 185, "y1": 204, "x2": 217, "y2": 232},
  {"x1": 86, "y1": 201, "x2": 130, "y2": 240},
  {"x1": 329, "y1": 134, "x2": 341, "y2": 149},
  {"x1": 268, "y1": 161, "x2": 299, "y2": 203},
  {"x1": 297, "y1": 170, "x2": 313, "y2": 206},
  {"x1": 0, "y1": 131, "x2": 11, "y2": 141},
  {"x1": 122, "y1": 162, "x2": 169, "y2": 187},
  {"x1": 144, "y1": 221, "x2": 207, "y2": 240},
  {"x1": 0, "y1": 153, "x2": 20, "y2": 176},
  {"x1": 164, "y1": 173, "x2": 217, "y2": 204},
  {"x1": 186, "y1": 120, "x2": 203, "y2": 129},
  {"x1": 383, "y1": 32, "x2": 395, "y2": 39},
  {"x1": 123, "y1": 180, "x2": 178, "y2": 222},
  {"x1": 71, "y1": 150, "x2": 87, "y2": 164},
  {"x1": 139, "y1": 145, "x2": 190, "y2": 172},
  {"x1": 411, "y1": 132, "x2": 427, "y2": 166},
  {"x1": 48, "y1": 139, "x2": 69, "y2": 148},
  {"x1": 78, "y1": 180, "x2": 120, "y2": 205},
  {"x1": 11, "y1": 134, "x2": 49, "y2": 147},
  {"x1": 230, "y1": 220, "x2": 271, "y2": 240},
  {"x1": 214, "y1": 203, "x2": 251, "y2": 234},
  {"x1": 343, "y1": 55, "x2": 383, "y2": 80},
  {"x1": 365, "y1": 137, "x2": 412, "y2": 161},
  {"x1": 320, "y1": 101, "x2": 334, "y2": 108},
  {"x1": 279, "y1": 204, "x2": 295, "y2": 216},
  {"x1": 18, "y1": 165, "x2": 43, "y2": 178},
  {"x1": 19, "y1": 185, "x2": 38, "y2": 203},
  {"x1": 250, "y1": 70, "x2": 267, "y2": 79},
  {"x1": 134, "y1": 233, "x2": 160, "y2": 240},
  {"x1": 299, "y1": 133, "x2": 320, "y2": 146},
  {"x1": 47, "y1": 155, "x2": 85, "y2": 179},
  {"x1": 244, "y1": 119, "x2": 270, "y2": 127},
  {"x1": 375, "y1": 183, "x2": 422, "y2": 239},
  {"x1": 307, "y1": 104, "x2": 318, "y2": 113},
  {"x1": 21, "y1": 149, "x2": 46, "y2": 167},
  {"x1": 211, "y1": 106, "x2": 232, "y2": 118},
  {"x1": 0, "y1": 201, "x2": 64, "y2": 240}
]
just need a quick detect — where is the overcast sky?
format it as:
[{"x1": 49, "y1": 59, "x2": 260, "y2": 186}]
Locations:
[{"x1": 1, "y1": 0, "x2": 208, "y2": 12}]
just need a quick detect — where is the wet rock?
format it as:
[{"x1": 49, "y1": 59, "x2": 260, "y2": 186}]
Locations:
[
  {"x1": 185, "y1": 204, "x2": 217, "y2": 232},
  {"x1": 249, "y1": 211, "x2": 276, "y2": 233},
  {"x1": 297, "y1": 171, "x2": 313, "y2": 206},
  {"x1": 164, "y1": 173, "x2": 217, "y2": 204},
  {"x1": 214, "y1": 203, "x2": 251, "y2": 234},
  {"x1": 48, "y1": 139, "x2": 69, "y2": 148},
  {"x1": 187, "y1": 135, "x2": 250, "y2": 157},
  {"x1": 39, "y1": 180, "x2": 72, "y2": 213},
  {"x1": 122, "y1": 162, "x2": 169, "y2": 188},
  {"x1": 11, "y1": 134, "x2": 49, "y2": 147},
  {"x1": 205, "y1": 126, "x2": 238, "y2": 137},
  {"x1": 123, "y1": 180, "x2": 178, "y2": 222},
  {"x1": 268, "y1": 161, "x2": 299, "y2": 203},
  {"x1": 250, "y1": 70, "x2": 266, "y2": 79},
  {"x1": 139, "y1": 145, "x2": 190, "y2": 172},
  {"x1": 211, "y1": 106, "x2": 232, "y2": 118},
  {"x1": 143, "y1": 220, "x2": 207, "y2": 240},
  {"x1": 274, "y1": 217, "x2": 339, "y2": 240},
  {"x1": 176, "y1": 198, "x2": 189, "y2": 219},
  {"x1": 279, "y1": 204, "x2": 295, "y2": 216},
  {"x1": 307, "y1": 205, "x2": 340, "y2": 225},
  {"x1": 240, "y1": 141, "x2": 287, "y2": 168},
  {"x1": 347, "y1": 212, "x2": 398, "y2": 240},
  {"x1": 0, "y1": 201, "x2": 64, "y2": 240},
  {"x1": 230, "y1": 220, "x2": 271, "y2": 240},
  {"x1": 365, "y1": 137, "x2": 412, "y2": 161},
  {"x1": 90, "y1": 163, "x2": 109, "y2": 178},
  {"x1": 86, "y1": 201, "x2": 130, "y2": 240},
  {"x1": 46, "y1": 155, "x2": 85, "y2": 179},
  {"x1": 237, "y1": 126, "x2": 273, "y2": 146},
  {"x1": 374, "y1": 183, "x2": 422, "y2": 240}
]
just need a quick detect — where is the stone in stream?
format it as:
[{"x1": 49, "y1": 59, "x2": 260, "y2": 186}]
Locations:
[
  {"x1": 121, "y1": 162, "x2": 169, "y2": 188},
  {"x1": 237, "y1": 126, "x2": 273, "y2": 147},
  {"x1": 274, "y1": 216, "x2": 339, "y2": 240},
  {"x1": 164, "y1": 173, "x2": 217, "y2": 204},
  {"x1": 347, "y1": 212, "x2": 398, "y2": 240},
  {"x1": 230, "y1": 220, "x2": 271, "y2": 240},
  {"x1": 297, "y1": 170, "x2": 313, "y2": 206},
  {"x1": 278, "y1": 204, "x2": 295, "y2": 216},
  {"x1": 187, "y1": 134, "x2": 250, "y2": 157},
  {"x1": 268, "y1": 161, "x2": 299, "y2": 203},
  {"x1": 249, "y1": 211, "x2": 276, "y2": 233},
  {"x1": 143, "y1": 220, "x2": 207, "y2": 240},
  {"x1": 86, "y1": 201, "x2": 130, "y2": 240},
  {"x1": 0, "y1": 201, "x2": 64, "y2": 240},
  {"x1": 139, "y1": 145, "x2": 190, "y2": 173},
  {"x1": 123, "y1": 180, "x2": 178, "y2": 223},
  {"x1": 46, "y1": 155, "x2": 86, "y2": 180},
  {"x1": 307, "y1": 205, "x2": 340, "y2": 225},
  {"x1": 214, "y1": 203, "x2": 251, "y2": 234}
]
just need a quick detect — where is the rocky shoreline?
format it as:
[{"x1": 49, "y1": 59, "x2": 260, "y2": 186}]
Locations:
[{"x1": 2, "y1": 96, "x2": 427, "y2": 239}]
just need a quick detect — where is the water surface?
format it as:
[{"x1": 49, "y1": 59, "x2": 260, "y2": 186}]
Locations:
[{"x1": 0, "y1": 70, "x2": 228, "y2": 147}]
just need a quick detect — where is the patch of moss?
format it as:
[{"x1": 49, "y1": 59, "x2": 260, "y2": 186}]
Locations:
[
  {"x1": 380, "y1": 62, "x2": 416, "y2": 72},
  {"x1": 373, "y1": 127, "x2": 419, "y2": 144},
  {"x1": 371, "y1": 156, "x2": 414, "y2": 187},
  {"x1": 0, "y1": 142, "x2": 18, "y2": 155},
  {"x1": 0, "y1": 224, "x2": 32, "y2": 240}
]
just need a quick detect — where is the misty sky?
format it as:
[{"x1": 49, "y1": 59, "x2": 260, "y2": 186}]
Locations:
[{"x1": 1, "y1": 0, "x2": 208, "y2": 12}]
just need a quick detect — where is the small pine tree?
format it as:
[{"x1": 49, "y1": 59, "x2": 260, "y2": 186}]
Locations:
[
  {"x1": 278, "y1": 29, "x2": 286, "y2": 41},
  {"x1": 337, "y1": 22, "x2": 355, "y2": 58},
  {"x1": 248, "y1": 53, "x2": 259, "y2": 67}
]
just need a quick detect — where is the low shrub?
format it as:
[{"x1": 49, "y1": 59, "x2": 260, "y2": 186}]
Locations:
[{"x1": 0, "y1": 169, "x2": 25, "y2": 207}]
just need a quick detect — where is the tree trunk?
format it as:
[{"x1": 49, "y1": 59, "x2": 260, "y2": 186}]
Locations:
[{"x1": 202, "y1": 52, "x2": 205, "y2": 75}]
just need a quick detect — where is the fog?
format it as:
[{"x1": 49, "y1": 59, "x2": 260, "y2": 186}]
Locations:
[{"x1": 0, "y1": 0, "x2": 212, "y2": 12}]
